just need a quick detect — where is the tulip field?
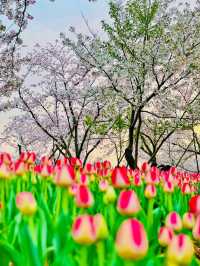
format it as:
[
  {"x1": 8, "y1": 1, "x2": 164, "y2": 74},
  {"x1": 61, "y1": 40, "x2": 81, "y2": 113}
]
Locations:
[{"x1": 0, "y1": 152, "x2": 200, "y2": 265}]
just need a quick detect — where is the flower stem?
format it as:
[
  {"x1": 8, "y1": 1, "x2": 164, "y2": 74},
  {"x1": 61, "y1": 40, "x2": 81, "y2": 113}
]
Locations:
[
  {"x1": 79, "y1": 246, "x2": 88, "y2": 266},
  {"x1": 124, "y1": 260, "x2": 135, "y2": 266},
  {"x1": 62, "y1": 188, "x2": 69, "y2": 214},
  {"x1": 147, "y1": 198, "x2": 154, "y2": 232},
  {"x1": 97, "y1": 241, "x2": 105, "y2": 266},
  {"x1": 55, "y1": 187, "x2": 62, "y2": 219}
]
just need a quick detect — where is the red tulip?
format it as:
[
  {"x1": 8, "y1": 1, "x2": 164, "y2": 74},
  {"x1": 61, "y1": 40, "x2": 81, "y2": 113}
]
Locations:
[
  {"x1": 83, "y1": 163, "x2": 96, "y2": 175},
  {"x1": 170, "y1": 166, "x2": 177, "y2": 176},
  {"x1": 70, "y1": 157, "x2": 82, "y2": 168},
  {"x1": 115, "y1": 218, "x2": 148, "y2": 260},
  {"x1": 117, "y1": 190, "x2": 141, "y2": 215},
  {"x1": 189, "y1": 195, "x2": 200, "y2": 215},
  {"x1": 72, "y1": 215, "x2": 96, "y2": 244},
  {"x1": 140, "y1": 162, "x2": 150, "y2": 175},
  {"x1": 165, "y1": 212, "x2": 182, "y2": 231},
  {"x1": 102, "y1": 160, "x2": 111, "y2": 169},
  {"x1": 79, "y1": 174, "x2": 89, "y2": 185}
]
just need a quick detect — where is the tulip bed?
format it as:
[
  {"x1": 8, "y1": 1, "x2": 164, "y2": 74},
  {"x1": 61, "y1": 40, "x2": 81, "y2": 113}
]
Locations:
[{"x1": 0, "y1": 152, "x2": 200, "y2": 266}]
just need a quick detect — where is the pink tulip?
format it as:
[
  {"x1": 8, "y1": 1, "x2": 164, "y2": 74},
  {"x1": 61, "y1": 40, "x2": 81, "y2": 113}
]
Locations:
[
  {"x1": 111, "y1": 167, "x2": 130, "y2": 188},
  {"x1": 72, "y1": 215, "x2": 96, "y2": 244},
  {"x1": 192, "y1": 215, "x2": 200, "y2": 240},
  {"x1": 167, "y1": 234, "x2": 194, "y2": 265},
  {"x1": 158, "y1": 226, "x2": 174, "y2": 247},
  {"x1": 144, "y1": 184, "x2": 157, "y2": 199},
  {"x1": 54, "y1": 164, "x2": 75, "y2": 187},
  {"x1": 163, "y1": 181, "x2": 174, "y2": 193},
  {"x1": 99, "y1": 179, "x2": 109, "y2": 192},
  {"x1": 115, "y1": 218, "x2": 148, "y2": 260},
  {"x1": 182, "y1": 212, "x2": 195, "y2": 229},
  {"x1": 181, "y1": 183, "x2": 192, "y2": 194},
  {"x1": 16, "y1": 192, "x2": 37, "y2": 215},
  {"x1": 117, "y1": 190, "x2": 141, "y2": 215},
  {"x1": 0, "y1": 162, "x2": 10, "y2": 179},
  {"x1": 165, "y1": 212, "x2": 182, "y2": 231},
  {"x1": 0, "y1": 152, "x2": 12, "y2": 165},
  {"x1": 75, "y1": 185, "x2": 94, "y2": 208},
  {"x1": 94, "y1": 213, "x2": 108, "y2": 240}
]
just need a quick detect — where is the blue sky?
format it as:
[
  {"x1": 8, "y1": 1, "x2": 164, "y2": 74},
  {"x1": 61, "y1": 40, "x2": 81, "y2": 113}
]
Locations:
[{"x1": 22, "y1": 0, "x2": 110, "y2": 46}]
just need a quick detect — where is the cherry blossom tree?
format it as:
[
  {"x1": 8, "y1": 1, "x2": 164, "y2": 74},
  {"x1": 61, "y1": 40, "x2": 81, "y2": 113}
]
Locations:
[
  {"x1": 63, "y1": 0, "x2": 200, "y2": 169},
  {"x1": 5, "y1": 41, "x2": 113, "y2": 163}
]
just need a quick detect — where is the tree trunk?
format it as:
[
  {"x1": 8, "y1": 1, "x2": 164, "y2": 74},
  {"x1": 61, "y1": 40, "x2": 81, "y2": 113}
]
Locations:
[{"x1": 125, "y1": 109, "x2": 138, "y2": 169}]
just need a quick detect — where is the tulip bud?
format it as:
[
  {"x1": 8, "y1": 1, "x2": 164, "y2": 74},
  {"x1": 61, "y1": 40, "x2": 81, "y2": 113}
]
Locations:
[
  {"x1": 182, "y1": 212, "x2": 195, "y2": 229},
  {"x1": 72, "y1": 215, "x2": 96, "y2": 244},
  {"x1": 115, "y1": 218, "x2": 148, "y2": 260},
  {"x1": 163, "y1": 181, "x2": 174, "y2": 193},
  {"x1": 75, "y1": 185, "x2": 94, "y2": 208},
  {"x1": 169, "y1": 166, "x2": 177, "y2": 176},
  {"x1": 117, "y1": 190, "x2": 141, "y2": 215},
  {"x1": 189, "y1": 195, "x2": 200, "y2": 216},
  {"x1": 83, "y1": 163, "x2": 95, "y2": 175},
  {"x1": 40, "y1": 155, "x2": 52, "y2": 166},
  {"x1": 0, "y1": 162, "x2": 10, "y2": 179},
  {"x1": 165, "y1": 212, "x2": 182, "y2": 231},
  {"x1": 158, "y1": 226, "x2": 174, "y2": 247},
  {"x1": 133, "y1": 174, "x2": 142, "y2": 186},
  {"x1": 15, "y1": 160, "x2": 26, "y2": 176},
  {"x1": 0, "y1": 152, "x2": 12, "y2": 165},
  {"x1": 68, "y1": 183, "x2": 79, "y2": 196},
  {"x1": 70, "y1": 157, "x2": 82, "y2": 169},
  {"x1": 16, "y1": 192, "x2": 37, "y2": 215},
  {"x1": 145, "y1": 168, "x2": 160, "y2": 184},
  {"x1": 192, "y1": 215, "x2": 200, "y2": 241},
  {"x1": 94, "y1": 214, "x2": 108, "y2": 240},
  {"x1": 40, "y1": 164, "x2": 54, "y2": 178},
  {"x1": 111, "y1": 167, "x2": 130, "y2": 188},
  {"x1": 181, "y1": 183, "x2": 192, "y2": 194},
  {"x1": 99, "y1": 180, "x2": 109, "y2": 192},
  {"x1": 167, "y1": 234, "x2": 194, "y2": 265},
  {"x1": 103, "y1": 185, "x2": 117, "y2": 204},
  {"x1": 26, "y1": 152, "x2": 36, "y2": 164},
  {"x1": 78, "y1": 174, "x2": 89, "y2": 185},
  {"x1": 54, "y1": 165, "x2": 75, "y2": 187},
  {"x1": 102, "y1": 160, "x2": 111, "y2": 169},
  {"x1": 140, "y1": 162, "x2": 150, "y2": 175},
  {"x1": 144, "y1": 184, "x2": 156, "y2": 199}
]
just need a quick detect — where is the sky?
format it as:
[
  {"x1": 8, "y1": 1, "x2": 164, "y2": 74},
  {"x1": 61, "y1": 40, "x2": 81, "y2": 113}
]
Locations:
[
  {"x1": 0, "y1": 1, "x2": 111, "y2": 152},
  {"x1": 22, "y1": 0, "x2": 110, "y2": 47}
]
